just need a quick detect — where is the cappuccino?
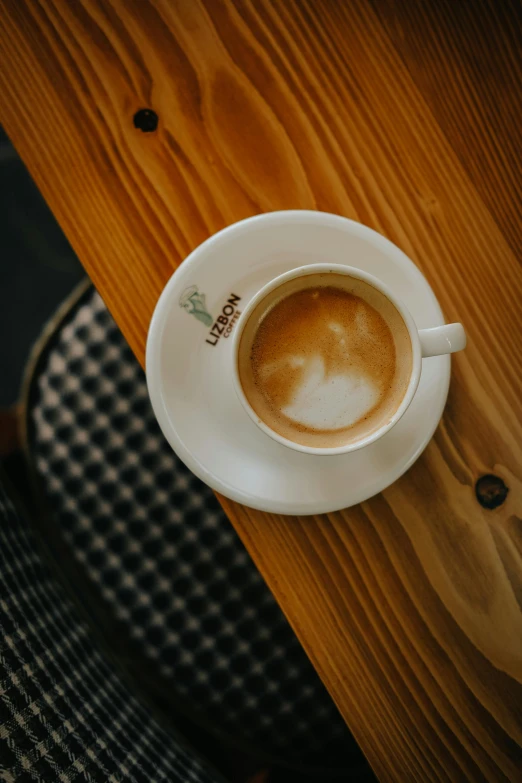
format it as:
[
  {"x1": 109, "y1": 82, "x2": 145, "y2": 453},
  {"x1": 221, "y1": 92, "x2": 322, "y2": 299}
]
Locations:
[{"x1": 238, "y1": 272, "x2": 412, "y2": 448}]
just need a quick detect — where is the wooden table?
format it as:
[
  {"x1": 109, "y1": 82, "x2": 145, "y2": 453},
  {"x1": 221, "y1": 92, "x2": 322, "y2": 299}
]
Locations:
[{"x1": 1, "y1": 1, "x2": 521, "y2": 780}]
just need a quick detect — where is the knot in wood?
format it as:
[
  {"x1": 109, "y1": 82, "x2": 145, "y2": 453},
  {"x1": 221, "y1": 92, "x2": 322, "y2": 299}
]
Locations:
[
  {"x1": 475, "y1": 474, "x2": 509, "y2": 510},
  {"x1": 133, "y1": 109, "x2": 158, "y2": 133}
]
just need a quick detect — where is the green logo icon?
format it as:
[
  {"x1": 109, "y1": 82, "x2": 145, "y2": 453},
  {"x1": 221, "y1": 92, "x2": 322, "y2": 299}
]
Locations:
[{"x1": 179, "y1": 285, "x2": 213, "y2": 327}]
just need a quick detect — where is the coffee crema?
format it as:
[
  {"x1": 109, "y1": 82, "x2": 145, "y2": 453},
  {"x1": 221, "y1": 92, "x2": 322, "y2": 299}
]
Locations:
[{"x1": 238, "y1": 272, "x2": 412, "y2": 448}]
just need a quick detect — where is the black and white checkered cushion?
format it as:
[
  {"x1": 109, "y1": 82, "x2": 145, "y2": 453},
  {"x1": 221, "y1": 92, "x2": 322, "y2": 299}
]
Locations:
[
  {"x1": 27, "y1": 286, "x2": 355, "y2": 764},
  {"x1": 0, "y1": 479, "x2": 222, "y2": 783}
]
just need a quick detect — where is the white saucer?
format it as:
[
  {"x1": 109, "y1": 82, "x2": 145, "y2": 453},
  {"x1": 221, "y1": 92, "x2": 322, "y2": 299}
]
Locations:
[{"x1": 146, "y1": 211, "x2": 450, "y2": 515}]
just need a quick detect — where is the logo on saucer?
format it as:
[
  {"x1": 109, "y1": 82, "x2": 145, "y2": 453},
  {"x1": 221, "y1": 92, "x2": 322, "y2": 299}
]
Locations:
[
  {"x1": 179, "y1": 285, "x2": 213, "y2": 327},
  {"x1": 180, "y1": 285, "x2": 242, "y2": 346}
]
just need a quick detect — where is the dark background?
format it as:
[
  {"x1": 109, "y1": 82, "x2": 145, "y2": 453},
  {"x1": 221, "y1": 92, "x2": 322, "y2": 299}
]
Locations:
[{"x1": 0, "y1": 127, "x2": 85, "y2": 406}]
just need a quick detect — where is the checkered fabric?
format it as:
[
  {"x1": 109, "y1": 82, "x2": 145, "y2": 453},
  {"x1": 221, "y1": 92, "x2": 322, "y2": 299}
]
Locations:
[
  {"x1": 0, "y1": 480, "x2": 223, "y2": 783},
  {"x1": 27, "y1": 286, "x2": 354, "y2": 764}
]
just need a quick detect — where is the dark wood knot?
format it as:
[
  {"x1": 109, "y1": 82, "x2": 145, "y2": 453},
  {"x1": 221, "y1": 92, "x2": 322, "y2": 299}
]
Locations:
[
  {"x1": 133, "y1": 109, "x2": 158, "y2": 133},
  {"x1": 475, "y1": 474, "x2": 509, "y2": 510}
]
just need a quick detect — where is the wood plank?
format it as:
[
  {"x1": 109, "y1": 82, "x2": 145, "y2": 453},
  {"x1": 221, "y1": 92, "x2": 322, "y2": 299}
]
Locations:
[
  {"x1": 370, "y1": 0, "x2": 522, "y2": 255},
  {"x1": 1, "y1": 1, "x2": 521, "y2": 780}
]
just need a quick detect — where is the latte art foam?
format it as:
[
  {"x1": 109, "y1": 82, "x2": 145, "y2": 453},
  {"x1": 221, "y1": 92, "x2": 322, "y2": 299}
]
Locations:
[{"x1": 238, "y1": 273, "x2": 413, "y2": 449}]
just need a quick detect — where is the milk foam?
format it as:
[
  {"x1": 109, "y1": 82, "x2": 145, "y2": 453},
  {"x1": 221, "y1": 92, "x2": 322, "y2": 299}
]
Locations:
[{"x1": 281, "y1": 355, "x2": 379, "y2": 429}]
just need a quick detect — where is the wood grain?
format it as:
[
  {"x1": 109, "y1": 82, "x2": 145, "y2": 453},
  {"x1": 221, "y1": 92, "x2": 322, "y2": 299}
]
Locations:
[
  {"x1": 1, "y1": 1, "x2": 521, "y2": 780},
  {"x1": 371, "y1": 0, "x2": 522, "y2": 257}
]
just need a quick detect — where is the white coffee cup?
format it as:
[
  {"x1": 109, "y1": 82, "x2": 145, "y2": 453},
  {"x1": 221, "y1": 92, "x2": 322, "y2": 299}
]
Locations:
[{"x1": 232, "y1": 263, "x2": 465, "y2": 456}]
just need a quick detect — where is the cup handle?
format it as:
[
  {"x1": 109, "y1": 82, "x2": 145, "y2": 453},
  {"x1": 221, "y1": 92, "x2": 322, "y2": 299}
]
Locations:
[{"x1": 418, "y1": 323, "x2": 466, "y2": 358}]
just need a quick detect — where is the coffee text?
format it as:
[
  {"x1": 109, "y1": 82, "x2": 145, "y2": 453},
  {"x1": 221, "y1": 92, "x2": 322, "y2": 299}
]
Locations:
[{"x1": 206, "y1": 293, "x2": 241, "y2": 346}]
